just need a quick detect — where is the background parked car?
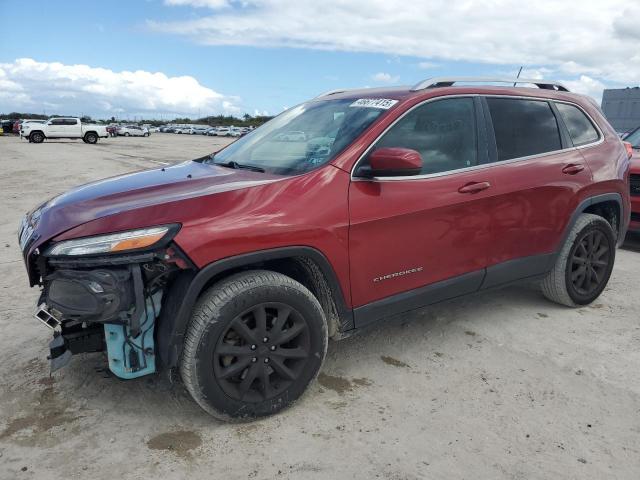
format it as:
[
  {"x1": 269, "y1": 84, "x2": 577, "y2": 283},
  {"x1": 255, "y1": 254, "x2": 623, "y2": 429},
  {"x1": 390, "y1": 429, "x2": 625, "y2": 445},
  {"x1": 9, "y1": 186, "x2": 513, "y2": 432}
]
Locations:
[
  {"x1": 212, "y1": 127, "x2": 230, "y2": 136},
  {"x1": 117, "y1": 125, "x2": 150, "y2": 137},
  {"x1": 0, "y1": 119, "x2": 16, "y2": 134}
]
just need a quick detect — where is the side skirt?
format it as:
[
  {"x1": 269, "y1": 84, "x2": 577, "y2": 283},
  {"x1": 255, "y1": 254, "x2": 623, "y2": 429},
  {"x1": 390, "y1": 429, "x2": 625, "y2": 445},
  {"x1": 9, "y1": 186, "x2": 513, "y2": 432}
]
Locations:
[
  {"x1": 351, "y1": 252, "x2": 555, "y2": 330},
  {"x1": 353, "y1": 270, "x2": 485, "y2": 329}
]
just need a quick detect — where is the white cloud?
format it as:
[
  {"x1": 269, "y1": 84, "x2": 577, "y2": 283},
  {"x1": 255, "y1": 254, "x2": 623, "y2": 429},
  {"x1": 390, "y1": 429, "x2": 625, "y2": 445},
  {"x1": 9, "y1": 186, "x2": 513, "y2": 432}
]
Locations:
[
  {"x1": 371, "y1": 72, "x2": 400, "y2": 83},
  {"x1": 417, "y1": 61, "x2": 438, "y2": 70},
  {"x1": 0, "y1": 58, "x2": 239, "y2": 118},
  {"x1": 164, "y1": 0, "x2": 229, "y2": 8},
  {"x1": 151, "y1": 0, "x2": 640, "y2": 88},
  {"x1": 559, "y1": 75, "x2": 607, "y2": 102}
]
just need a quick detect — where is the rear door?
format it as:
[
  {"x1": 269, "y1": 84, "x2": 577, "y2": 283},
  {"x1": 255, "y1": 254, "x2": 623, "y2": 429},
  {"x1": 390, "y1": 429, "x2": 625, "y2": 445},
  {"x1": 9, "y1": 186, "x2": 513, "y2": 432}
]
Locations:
[
  {"x1": 348, "y1": 97, "x2": 496, "y2": 325},
  {"x1": 64, "y1": 118, "x2": 81, "y2": 137},
  {"x1": 481, "y1": 96, "x2": 594, "y2": 287}
]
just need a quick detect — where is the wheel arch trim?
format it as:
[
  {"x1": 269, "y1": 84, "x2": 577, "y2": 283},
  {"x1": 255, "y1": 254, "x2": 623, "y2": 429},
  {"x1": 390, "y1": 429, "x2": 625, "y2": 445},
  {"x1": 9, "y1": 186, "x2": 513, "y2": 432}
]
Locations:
[
  {"x1": 559, "y1": 193, "x2": 625, "y2": 254},
  {"x1": 157, "y1": 246, "x2": 352, "y2": 368}
]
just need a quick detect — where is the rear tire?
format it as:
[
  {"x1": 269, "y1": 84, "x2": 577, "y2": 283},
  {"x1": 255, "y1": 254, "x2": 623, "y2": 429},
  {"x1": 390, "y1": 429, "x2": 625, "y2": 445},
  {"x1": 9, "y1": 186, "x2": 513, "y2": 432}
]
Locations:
[
  {"x1": 124, "y1": 132, "x2": 130, "y2": 137},
  {"x1": 541, "y1": 213, "x2": 616, "y2": 307},
  {"x1": 84, "y1": 132, "x2": 98, "y2": 144},
  {"x1": 180, "y1": 270, "x2": 328, "y2": 421},
  {"x1": 30, "y1": 131, "x2": 44, "y2": 143}
]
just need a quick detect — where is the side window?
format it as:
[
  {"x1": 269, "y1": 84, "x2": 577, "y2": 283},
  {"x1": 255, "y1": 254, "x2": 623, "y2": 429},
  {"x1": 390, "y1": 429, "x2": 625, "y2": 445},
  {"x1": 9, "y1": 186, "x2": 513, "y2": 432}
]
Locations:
[
  {"x1": 64, "y1": 119, "x2": 78, "y2": 126},
  {"x1": 50, "y1": 118, "x2": 65, "y2": 125},
  {"x1": 486, "y1": 98, "x2": 562, "y2": 161},
  {"x1": 368, "y1": 97, "x2": 477, "y2": 175},
  {"x1": 555, "y1": 102, "x2": 600, "y2": 146}
]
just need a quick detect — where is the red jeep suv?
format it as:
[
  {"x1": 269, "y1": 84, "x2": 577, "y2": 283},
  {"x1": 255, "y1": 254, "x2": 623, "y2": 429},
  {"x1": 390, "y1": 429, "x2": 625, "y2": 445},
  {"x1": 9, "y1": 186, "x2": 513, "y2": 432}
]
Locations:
[{"x1": 19, "y1": 77, "x2": 631, "y2": 420}]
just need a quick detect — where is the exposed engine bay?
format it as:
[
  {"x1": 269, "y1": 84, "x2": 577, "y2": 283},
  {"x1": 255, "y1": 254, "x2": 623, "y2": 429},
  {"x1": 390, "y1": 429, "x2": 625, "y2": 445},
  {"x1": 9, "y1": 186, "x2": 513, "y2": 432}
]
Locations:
[{"x1": 33, "y1": 247, "x2": 190, "y2": 379}]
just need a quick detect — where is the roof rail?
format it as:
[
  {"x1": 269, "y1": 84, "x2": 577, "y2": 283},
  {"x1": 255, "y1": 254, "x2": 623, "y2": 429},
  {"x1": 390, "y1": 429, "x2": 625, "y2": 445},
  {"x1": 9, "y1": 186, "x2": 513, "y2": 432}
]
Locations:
[
  {"x1": 411, "y1": 77, "x2": 570, "y2": 92},
  {"x1": 315, "y1": 88, "x2": 353, "y2": 98}
]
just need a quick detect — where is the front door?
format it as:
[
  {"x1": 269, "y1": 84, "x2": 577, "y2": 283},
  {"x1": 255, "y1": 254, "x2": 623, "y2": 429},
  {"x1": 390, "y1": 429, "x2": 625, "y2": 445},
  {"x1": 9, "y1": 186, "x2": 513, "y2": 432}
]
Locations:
[
  {"x1": 348, "y1": 97, "x2": 496, "y2": 326},
  {"x1": 47, "y1": 118, "x2": 66, "y2": 137}
]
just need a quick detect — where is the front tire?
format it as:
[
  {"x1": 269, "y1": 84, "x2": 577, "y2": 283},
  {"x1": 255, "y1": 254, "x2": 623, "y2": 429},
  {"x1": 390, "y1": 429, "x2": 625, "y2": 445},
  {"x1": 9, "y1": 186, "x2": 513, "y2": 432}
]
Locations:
[
  {"x1": 181, "y1": 270, "x2": 328, "y2": 421},
  {"x1": 30, "y1": 131, "x2": 44, "y2": 143},
  {"x1": 541, "y1": 213, "x2": 616, "y2": 307}
]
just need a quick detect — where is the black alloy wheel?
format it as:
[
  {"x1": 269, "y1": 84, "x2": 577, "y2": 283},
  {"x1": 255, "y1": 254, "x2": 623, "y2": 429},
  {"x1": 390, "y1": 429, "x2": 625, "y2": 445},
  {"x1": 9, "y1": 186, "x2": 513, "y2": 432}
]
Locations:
[
  {"x1": 213, "y1": 302, "x2": 310, "y2": 403},
  {"x1": 180, "y1": 270, "x2": 327, "y2": 420},
  {"x1": 569, "y1": 229, "x2": 611, "y2": 297}
]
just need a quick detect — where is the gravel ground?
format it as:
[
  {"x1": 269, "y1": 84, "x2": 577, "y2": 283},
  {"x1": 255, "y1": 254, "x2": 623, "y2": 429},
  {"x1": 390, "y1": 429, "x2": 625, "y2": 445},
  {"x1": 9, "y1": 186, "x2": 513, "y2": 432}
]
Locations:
[{"x1": 1, "y1": 133, "x2": 639, "y2": 480}]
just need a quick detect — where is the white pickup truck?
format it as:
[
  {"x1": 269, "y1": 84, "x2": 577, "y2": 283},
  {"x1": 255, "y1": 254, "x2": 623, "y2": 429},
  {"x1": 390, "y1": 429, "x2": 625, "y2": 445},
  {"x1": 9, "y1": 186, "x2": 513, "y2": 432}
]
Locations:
[{"x1": 22, "y1": 118, "x2": 109, "y2": 144}]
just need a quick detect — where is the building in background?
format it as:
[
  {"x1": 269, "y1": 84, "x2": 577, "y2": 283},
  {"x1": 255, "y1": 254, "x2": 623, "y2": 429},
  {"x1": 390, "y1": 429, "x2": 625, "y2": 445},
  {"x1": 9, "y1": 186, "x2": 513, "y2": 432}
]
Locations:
[{"x1": 601, "y1": 87, "x2": 640, "y2": 134}]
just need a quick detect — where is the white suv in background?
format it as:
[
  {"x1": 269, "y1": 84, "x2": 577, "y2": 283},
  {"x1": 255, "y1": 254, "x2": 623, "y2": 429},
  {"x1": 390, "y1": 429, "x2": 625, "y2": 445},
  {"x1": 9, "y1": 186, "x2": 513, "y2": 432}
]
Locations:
[{"x1": 117, "y1": 125, "x2": 150, "y2": 137}]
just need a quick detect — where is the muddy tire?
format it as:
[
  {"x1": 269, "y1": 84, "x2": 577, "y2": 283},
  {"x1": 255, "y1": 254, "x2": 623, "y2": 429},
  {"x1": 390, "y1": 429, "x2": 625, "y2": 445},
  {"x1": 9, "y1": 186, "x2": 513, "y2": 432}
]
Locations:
[
  {"x1": 180, "y1": 270, "x2": 328, "y2": 421},
  {"x1": 541, "y1": 214, "x2": 616, "y2": 307}
]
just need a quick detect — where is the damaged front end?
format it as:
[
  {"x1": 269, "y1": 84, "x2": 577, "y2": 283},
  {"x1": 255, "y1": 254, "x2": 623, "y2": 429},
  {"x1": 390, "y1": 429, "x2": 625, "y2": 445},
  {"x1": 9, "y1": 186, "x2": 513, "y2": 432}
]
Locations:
[{"x1": 24, "y1": 223, "x2": 191, "y2": 379}]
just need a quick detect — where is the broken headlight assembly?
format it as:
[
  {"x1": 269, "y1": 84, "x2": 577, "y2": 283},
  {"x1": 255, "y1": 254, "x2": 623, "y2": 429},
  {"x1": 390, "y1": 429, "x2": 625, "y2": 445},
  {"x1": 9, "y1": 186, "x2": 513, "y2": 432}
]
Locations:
[
  {"x1": 46, "y1": 225, "x2": 179, "y2": 256},
  {"x1": 38, "y1": 224, "x2": 186, "y2": 379}
]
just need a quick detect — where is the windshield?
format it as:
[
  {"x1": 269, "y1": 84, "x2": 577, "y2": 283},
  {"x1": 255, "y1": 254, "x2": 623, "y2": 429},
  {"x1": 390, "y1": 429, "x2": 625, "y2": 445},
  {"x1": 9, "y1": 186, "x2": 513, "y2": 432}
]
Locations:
[
  {"x1": 625, "y1": 127, "x2": 640, "y2": 148},
  {"x1": 204, "y1": 98, "x2": 392, "y2": 175}
]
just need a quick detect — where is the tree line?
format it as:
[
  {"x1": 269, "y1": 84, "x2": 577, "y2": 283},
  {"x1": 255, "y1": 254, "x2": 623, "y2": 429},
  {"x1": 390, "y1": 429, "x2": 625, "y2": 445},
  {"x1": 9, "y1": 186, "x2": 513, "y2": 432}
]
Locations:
[{"x1": 0, "y1": 112, "x2": 274, "y2": 127}]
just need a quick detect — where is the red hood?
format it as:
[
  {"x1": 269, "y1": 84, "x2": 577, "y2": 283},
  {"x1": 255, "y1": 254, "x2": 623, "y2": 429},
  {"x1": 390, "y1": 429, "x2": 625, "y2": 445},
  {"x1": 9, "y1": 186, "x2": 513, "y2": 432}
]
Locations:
[{"x1": 22, "y1": 160, "x2": 280, "y2": 260}]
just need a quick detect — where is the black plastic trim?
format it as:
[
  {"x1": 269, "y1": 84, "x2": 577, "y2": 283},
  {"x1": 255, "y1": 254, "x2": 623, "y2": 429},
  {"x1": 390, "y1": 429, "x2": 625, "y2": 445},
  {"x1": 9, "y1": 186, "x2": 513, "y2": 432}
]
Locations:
[
  {"x1": 549, "y1": 101, "x2": 574, "y2": 149},
  {"x1": 559, "y1": 193, "x2": 625, "y2": 250},
  {"x1": 482, "y1": 253, "x2": 555, "y2": 290},
  {"x1": 158, "y1": 246, "x2": 352, "y2": 368},
  {"x1": 353, "y1": 269, "x2": 485, "y2": 328}
]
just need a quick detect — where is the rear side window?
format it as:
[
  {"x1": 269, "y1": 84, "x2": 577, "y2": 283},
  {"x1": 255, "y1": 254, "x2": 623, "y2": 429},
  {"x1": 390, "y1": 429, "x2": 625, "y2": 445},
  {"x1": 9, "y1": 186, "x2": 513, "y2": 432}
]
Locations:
[
  {"x1": 486, "y1": 98, "x2": 562, "y2": 161},
  {"x1": 555, "y1": 102, "x2": 600, "y2": 146}
]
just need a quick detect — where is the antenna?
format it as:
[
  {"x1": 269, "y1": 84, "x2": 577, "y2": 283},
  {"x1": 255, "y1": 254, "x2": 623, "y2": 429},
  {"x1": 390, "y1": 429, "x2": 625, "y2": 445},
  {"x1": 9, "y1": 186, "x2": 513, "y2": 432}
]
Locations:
[{"x1": 514, "y1": 66, "x2": 523, "y2": 87}]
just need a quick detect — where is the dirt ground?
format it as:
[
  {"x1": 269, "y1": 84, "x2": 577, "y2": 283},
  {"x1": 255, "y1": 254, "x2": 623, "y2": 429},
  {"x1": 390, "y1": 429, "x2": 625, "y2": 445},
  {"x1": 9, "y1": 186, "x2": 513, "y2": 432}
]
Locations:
[{"x1": 1, "y1": 133, "x2": 639, "y2": 480}]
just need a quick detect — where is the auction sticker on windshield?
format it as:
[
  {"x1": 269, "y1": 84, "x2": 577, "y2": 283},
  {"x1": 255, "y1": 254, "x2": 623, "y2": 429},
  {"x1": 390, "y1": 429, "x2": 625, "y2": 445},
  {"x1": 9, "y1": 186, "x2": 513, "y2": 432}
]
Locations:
[{"x1": 350, "y1": 98, "x2": 398, "y2": 109}]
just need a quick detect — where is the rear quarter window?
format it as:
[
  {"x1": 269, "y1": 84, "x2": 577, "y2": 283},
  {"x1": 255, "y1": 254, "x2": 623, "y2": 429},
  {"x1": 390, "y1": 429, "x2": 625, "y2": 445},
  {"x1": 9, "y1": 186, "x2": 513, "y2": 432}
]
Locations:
[
  {"x1": 486, "y1": 98, "x2": 562, "y2": 161},
  {"x1": 554, "y1": 102, "x2": 600, "y2": 146}
]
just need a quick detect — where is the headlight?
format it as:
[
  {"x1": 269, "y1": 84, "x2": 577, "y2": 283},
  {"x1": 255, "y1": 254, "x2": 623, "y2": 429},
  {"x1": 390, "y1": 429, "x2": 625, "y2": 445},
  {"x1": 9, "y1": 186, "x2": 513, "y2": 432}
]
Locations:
[{"x1": 46, "y1": 225, "x2": 178, "y2": 256}]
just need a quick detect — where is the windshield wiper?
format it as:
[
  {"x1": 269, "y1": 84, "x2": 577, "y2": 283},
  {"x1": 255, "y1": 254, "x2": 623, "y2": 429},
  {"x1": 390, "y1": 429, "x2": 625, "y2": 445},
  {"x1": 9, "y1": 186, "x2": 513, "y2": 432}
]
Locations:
[{"x1": 213, "y1": 160, "x2": 265, "y2": 173}]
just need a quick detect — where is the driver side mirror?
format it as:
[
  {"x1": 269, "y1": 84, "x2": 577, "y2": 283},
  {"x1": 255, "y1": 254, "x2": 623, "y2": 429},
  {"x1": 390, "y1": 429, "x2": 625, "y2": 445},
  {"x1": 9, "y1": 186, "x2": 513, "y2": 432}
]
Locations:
[{"x1": 359, "y1": 147, "x2": 423, "y2": 177}]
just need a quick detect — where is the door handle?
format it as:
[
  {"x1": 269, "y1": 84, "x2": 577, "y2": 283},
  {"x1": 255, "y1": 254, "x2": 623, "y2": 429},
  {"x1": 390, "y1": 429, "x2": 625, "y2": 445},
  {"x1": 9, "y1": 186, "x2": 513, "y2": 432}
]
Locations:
[
  {"x1": 562, "y1": 164, "x2": 585, "y2": 175},
  {"x1": 458, "y1": 181, "x2": 491, "y2": 194}
]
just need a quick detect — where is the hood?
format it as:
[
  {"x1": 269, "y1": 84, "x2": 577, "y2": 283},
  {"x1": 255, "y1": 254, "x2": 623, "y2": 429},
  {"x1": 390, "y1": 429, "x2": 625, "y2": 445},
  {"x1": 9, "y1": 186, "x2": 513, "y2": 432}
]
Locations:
[{"x1": 21, "y1": 160, "x2": 281, "y2": 260}]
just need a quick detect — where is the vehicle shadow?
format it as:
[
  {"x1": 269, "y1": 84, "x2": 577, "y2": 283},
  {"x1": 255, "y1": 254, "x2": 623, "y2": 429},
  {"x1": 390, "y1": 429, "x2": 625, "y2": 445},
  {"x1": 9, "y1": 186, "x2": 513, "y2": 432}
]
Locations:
[{"x1": 622, "y1": 231, "x2": 640, "y2": 252}]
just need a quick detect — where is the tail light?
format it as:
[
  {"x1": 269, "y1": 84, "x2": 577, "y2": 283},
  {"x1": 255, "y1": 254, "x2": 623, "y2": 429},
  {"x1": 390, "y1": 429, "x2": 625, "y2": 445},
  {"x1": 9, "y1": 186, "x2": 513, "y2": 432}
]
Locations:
[{"x1": 623, "y1": 141, "x2": 633, "y2": 159}]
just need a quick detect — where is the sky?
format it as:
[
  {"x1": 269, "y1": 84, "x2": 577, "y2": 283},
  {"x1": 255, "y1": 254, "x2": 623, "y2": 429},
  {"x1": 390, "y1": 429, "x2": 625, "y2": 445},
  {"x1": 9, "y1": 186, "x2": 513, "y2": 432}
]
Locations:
[{"x1": 0, "y1": 0, "x2": 638, "y2": 119}]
